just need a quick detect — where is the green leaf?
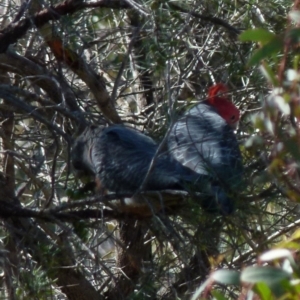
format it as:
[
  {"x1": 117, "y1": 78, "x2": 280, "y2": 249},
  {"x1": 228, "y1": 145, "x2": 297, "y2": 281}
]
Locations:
[
  {"x1": 211, "y1": 269, "x2": 241, "y2": 285},
  {"x1": 253, "y1": 282, "x2": 272, "y2": 300},
  {"x1": 284, "y1": 138, "x2": 300, "y2": 161},
  {"x1": 269, "y1": 279, "x2": 291, "y2": 298},
  {"x1": 248, "y1": 37, "x2": 283, "y2": 66},
  {"x1": 211, "y1": 290, "x2": 228, "y2": 300},
  {"x1": 291, "y1": 229, "x2": 300, "y2": 240},
  {"x1": 287, "y1": 28, "x2": 300, "y2": 44},
  {"x1": 241, "y1": 266, "x2": 290, "y2": 285},
  {"x1": 242, "y1": 267, "x2": 291, "y2": 298},
  {"x1": 292, "y1": 280, "x2": 300, "y2": 294},
  {"x1": 240, "y1": 29, "x2": 276, "y2": 44}
]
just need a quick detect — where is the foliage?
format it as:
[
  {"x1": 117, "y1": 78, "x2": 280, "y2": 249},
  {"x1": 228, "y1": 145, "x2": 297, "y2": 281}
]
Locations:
[
  {"x1": 191, "y1": 1, "x2": 300, "y2": 299},
  {"x1": 0, "y1": 0, "x2": 298, "y2": 299}
]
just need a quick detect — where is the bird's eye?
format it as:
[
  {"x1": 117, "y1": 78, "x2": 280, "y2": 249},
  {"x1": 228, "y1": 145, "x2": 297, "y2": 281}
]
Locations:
[{"x1": 231, "y1": 115, "x2": 236, "y2": 120}]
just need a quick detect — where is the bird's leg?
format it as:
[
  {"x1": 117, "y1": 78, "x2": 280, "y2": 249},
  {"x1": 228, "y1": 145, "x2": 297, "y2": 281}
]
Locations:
[{"x1": 95, "y1": 176, "x2": 107, "y2": 195}]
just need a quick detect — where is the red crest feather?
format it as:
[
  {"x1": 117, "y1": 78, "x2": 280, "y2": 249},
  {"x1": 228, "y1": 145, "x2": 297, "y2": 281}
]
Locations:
[{"x1": 206, "y1": 83, "x2": 240, "y2": 126}]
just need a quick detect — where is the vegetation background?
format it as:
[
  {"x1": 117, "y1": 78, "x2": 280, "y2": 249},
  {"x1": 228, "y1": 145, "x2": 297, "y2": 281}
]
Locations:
[{"x1": 0, "y1": 0, "x2": 298, "y2": 299}]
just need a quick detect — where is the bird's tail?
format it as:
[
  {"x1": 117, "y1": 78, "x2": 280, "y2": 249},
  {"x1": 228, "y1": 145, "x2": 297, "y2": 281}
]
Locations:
[
  {"x1": 183, "y1": 176, "x2": 235, "y2": 215},
  {"x1": 207, "y1": 185, "x2": 235, "y2": 215}
]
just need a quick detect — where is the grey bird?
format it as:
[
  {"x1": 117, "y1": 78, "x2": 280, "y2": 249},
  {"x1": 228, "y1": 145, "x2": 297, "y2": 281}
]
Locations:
[
  {"x1": 167, "y1": 84, "x2": 244, "y2": 214},
  {"x1": 71, "y1": 125, "x2": 199, "y2": 194}
]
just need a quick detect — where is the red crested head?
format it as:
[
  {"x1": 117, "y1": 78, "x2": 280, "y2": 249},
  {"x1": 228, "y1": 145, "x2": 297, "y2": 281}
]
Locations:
[{"x1": 207, "y1": 83, "x2": 240, "y2": 126}]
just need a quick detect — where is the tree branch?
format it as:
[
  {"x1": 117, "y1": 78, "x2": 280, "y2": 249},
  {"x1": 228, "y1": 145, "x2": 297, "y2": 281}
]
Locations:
[
  {"x1": 0, "y1": 0, "x2": 130, "y2": 53},
  {"x1": 168, "y1": 3, "x2": 241, "y2": 35}
]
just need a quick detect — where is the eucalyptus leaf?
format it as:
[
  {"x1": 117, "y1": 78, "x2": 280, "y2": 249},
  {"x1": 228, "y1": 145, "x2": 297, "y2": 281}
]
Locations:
[{"x1": 240, "y1": 29, "x2": 275, "y2": 44}]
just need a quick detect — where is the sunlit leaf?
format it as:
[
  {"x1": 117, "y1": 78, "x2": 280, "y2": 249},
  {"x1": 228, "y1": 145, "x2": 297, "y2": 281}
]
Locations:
[
  {"x1": 240, "y1": 29, "x2": 276, "y2": 44},
  {"x1": 253, "y1": 282, "x2": 272, "y2": 300},
  {"x1": 211, "y1": 269, "x2": 241, "y2": 285},
  {"x1": 211, "y1": 290, "x2": 228, "y2": 300},
  {"x1": 260, "y1": 249, "x2": 293, "y2": 262},
  {"x1": 291, "y1": 229, "x2": 300, "y2": 240},
  {"x1": 289, "y1": 10, "x2": 300, "y2": 23},
  {"x1": 273, "y1": 95, "x2": 291, "y2": 115},
  {"x1": 241, "y1": 266, "x2": 290, "y2": 284},
  {"x1": 286, "y1": 69, "x2": 300, "y2": 81}
]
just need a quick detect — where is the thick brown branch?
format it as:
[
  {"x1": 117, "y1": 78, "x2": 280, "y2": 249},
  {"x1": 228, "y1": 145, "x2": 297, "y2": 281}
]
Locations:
[
  {"x1": 44, "y1": 33, "x2": 121, "y2": 123},
  {"x1": 0, "y1": 189, "x2": 192, "y2": 221}
]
